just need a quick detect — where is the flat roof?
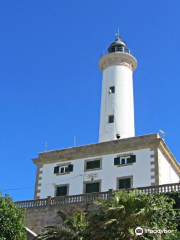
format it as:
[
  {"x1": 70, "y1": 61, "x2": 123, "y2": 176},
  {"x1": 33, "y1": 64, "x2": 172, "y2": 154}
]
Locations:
[{"x1": 32, "y1": 133, "x2": 180, "y2": 174}]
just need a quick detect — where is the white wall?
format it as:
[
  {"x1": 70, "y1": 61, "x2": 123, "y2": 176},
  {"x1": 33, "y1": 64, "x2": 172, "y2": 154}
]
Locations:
[
  {"x1": 99, "y1": 65, "x2": 135, "y2": 142},
  {"x1": 158, "y1": 149, "x2": 179, "y2": 184},
  {"x1": 37, "y1": 148, "x2": 154, "y2": 198}
]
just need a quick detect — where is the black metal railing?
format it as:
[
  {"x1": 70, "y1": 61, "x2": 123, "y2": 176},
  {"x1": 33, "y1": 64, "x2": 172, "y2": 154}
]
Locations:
[{"x1": 100, "y1": 47, "x2": 131, "y2": 58}]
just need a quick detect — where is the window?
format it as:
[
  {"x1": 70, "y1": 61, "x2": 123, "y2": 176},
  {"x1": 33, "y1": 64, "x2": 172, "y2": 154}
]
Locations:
[
  {"x1": 108, "y1": 115, "x2": 114, "y2": 123},
  {"x1": 85, "y1": 182, "x2": 100, "y2": 193},
  {"x1": 86, "y1": 160, "x2": 100, "y2": 170},
  {"x1": 121, "y1": 158, "x2": 126, "y2": 165},
  {"x1": 56, "y1": 185, "x2": 69, "y2": 197},
  {"x1": 84, "y1": 158, "x2": 102, "y2": 171},
  {"x1": 60, "y1": 166, "x2": 69, "y2": 173},
  {"x1": 109, "y1": 86, "x2": 115, "y2": 94},
  {"x1": 54, "y1": 164, "x2": 73, "y2": 174},
  {"x1": 114, "y1": 155, "x2": 136, "y2": 166},
  {"x1": 118, "y1": 177, "x2": 132, "y2": 189}
]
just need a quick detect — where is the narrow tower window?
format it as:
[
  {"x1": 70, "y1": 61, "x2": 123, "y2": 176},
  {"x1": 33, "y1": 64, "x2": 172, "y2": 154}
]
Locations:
[
  {"x1": 108, "y1": 115, "x2": 114, "y2": 123},
  {"x1": 109, "y1": 86, "x2": 115, "y2": 94}
]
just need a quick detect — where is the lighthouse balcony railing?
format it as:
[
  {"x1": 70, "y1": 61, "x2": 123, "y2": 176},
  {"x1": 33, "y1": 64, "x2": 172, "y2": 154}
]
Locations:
[
  {"x1": 15, "y1": 182, "x2": 180, "y2": 209},
  {"x1": 100, "y1": 47, "x2": 131, "y2": 58}
]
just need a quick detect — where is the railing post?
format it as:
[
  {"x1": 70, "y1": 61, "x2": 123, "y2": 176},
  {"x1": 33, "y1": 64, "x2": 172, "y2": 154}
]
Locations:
[
  {"x1": 47, "y1": 196, "x2": 52, "y2": 206},
  {"x1": 14, "y1": 183, "x2": 180, "y2": 209},
  {"x1": 108, "y1": 189, "x2": 113, "y2": 199}
]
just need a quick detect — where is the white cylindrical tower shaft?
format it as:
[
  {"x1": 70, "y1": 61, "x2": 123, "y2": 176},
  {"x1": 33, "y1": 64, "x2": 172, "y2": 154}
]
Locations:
[{"x1": 99, "y1": 36, "x2": 137, "y2": 142}]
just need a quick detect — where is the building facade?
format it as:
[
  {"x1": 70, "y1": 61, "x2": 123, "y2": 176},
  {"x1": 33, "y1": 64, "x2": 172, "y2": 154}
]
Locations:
[
  {"x1": 33, "y1": 134, "x2": 180, "y2": 199},
  {"x1": 33, "y1": 35, "x2": 180, "y2": 199}
]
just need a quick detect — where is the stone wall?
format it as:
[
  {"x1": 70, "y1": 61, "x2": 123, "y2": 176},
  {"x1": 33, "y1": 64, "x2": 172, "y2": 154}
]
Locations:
[
  {"x1": 21, "y1": 183, "x2": 180, "y2": 235},
  {"x1": 25, "y1": 202, "x2": 91, "y2": 235}
]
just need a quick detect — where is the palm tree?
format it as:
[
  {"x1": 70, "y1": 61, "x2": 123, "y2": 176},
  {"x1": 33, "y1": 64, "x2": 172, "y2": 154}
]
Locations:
[
  {"x1": 83, "y1": 190, "x2": 178, "y2": 240},
  {"x1": 35, "y1": 225, "x2": 76, "y2": 240},
  {"x1": 35, "y1": 207, "x2": 86, "y2": 240},
  {"x1": 35, "y1": 191, "x2": 179, "y2": 240}
]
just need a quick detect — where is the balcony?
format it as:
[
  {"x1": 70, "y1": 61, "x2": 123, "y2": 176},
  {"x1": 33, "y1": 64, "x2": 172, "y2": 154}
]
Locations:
[{"x1": 15, "y1": 182, "x2": 180, "y2": 209}]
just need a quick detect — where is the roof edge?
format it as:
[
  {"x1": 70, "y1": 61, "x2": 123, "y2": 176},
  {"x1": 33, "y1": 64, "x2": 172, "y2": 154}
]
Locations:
[
  {"x1": 32, "y1": 133, "x2": 160, "y2": 165},
  {"x1": 158, "y1": 139, "x2": 180, "y2": 174}
]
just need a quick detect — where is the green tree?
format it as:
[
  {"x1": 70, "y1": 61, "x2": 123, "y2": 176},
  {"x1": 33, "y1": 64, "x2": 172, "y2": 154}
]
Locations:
[
  {"x1": 164, "y1": 191, "x2": 180, "y2": 231},
  {"x1": 84, "y1": 190, "x2": 179, "y2": 240},
  {"x1": 0, "y1": 191, "x2": 26, "y2": 240},
  {"x1": 36, "y1": 190, "x2": 180, "y2": 240}
]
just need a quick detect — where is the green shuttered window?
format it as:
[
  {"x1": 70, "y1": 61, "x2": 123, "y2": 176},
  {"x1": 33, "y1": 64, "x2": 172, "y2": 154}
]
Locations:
[
  {"x1": 54, "y1": 166, "x2": 59, "y2": 174},
  {"x1": 56, "y1": 186, "x2": 68, "y2": 196},
  {"x1": 54, "y1": 164, "x2": 73, "y2": 174},
  {"x1": 85, "y1": 182, "x2": 100, "y2": 193},
  {"x1": 86, "y1": 160, "x2": 100, "y2": 170},
  {"x1": 114, "y1": 155, "x2": 136, "y2": 166},
  {"x1": 68, "y1": 164, "x2": 74, "y2": 172},
  {"x1": 119, "y1": 178, "x2": 131, "y2": 189},
  {"x1": 114, "y1": 157, "x2": 120, "y2": 165}
]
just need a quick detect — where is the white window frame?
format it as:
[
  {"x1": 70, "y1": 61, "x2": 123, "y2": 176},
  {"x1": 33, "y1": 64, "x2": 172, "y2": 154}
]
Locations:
[
  {"x1": 59, "y1": 165, "x2": 69, "y2": 174},
  {"x1": 120, "y1": 156, "x2": 132, "y2": 165},
  {"x1": 54, "y1": 162, "x2": 72, "y2": 175}
]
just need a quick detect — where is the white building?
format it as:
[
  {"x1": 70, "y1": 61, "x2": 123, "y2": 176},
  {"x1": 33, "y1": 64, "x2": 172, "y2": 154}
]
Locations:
[{"x1": 33, "y1": 35, "x2": 180, "y2": 199}]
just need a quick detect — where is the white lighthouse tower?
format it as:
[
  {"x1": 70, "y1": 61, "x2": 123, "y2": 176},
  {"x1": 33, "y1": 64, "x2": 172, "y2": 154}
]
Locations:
[
  {"x1": 99, "y1": 32, "x2": 137, "y2": 142},
  {"x1": 33, "y1": 32, "x2": 180, "y2": 202}
]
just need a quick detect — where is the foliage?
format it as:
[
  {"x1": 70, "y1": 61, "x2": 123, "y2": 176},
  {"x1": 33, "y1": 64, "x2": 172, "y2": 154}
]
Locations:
[
  {"x1": 0, "y1": 190, "x2": 26, "y2": 240},
  {"x1": 35, "y1": 206, "x2": 86, "y2": 240},
  {"x1": 164, "y1": 191, "x2": 180, "y2": 231},
  {"x1": 34, "y1": 225, "x2": 77, "y2": 240},
  {"x1": 84, "y1": 190, "x2": 179, "y2": 240},
  {"x1": 36, "y1": 191, "x2": 180, "y2": 240}
]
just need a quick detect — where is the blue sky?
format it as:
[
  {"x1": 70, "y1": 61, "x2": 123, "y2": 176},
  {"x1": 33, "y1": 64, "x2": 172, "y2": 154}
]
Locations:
[{"x1": 0, "y1": 1, "x2": 180, "y2": 201}]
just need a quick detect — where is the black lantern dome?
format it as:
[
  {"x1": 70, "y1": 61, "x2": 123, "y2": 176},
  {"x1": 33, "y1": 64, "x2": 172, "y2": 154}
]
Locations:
[{"x1": 108, "y1": 33, "x2": 129, "y2": 54}]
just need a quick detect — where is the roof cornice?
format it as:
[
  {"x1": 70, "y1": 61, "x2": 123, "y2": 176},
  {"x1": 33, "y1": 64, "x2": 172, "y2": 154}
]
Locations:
[
  {"x1": 33, "y1": 133, "x2": 160, "y2": 165},
  {"x1": 32, "y1": 133, "x2": 180, "y2": 174},
  {"x1": 158, "y1": 139, "x2": 180, "y2": 174}
]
